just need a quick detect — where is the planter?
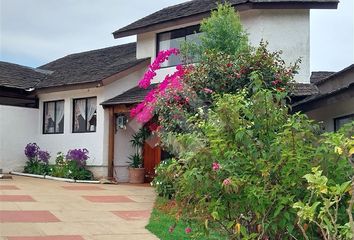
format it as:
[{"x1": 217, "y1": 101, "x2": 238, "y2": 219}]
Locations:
[{"x1": 129, "y1": 168, "x2": 145, "y2": 184}]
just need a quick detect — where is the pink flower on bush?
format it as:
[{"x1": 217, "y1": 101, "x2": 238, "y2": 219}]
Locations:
[
  {"x1": 168, "y1": 226, "x2": 175, "y2": 233},
  {"x1": 222, "y1": 178, "x2": 232, "y2": 186},
  {"x1": 203, "y1": 88, "x2": 213, "y2": 94},
  {"x1": 138, "y1": 48, "x2": 180, "y2": 89},
  {"x1": 212, "y1": 162, "x2": 220, "y2": 171},
  {"x1": 131, "y1": 50, "x2": 187, "y2": 124},
  {"x1": 185, "y1": 227, "x2": 192, "y2": 234}
]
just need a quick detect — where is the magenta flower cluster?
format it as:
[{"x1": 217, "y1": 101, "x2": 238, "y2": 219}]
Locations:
[
  {"x1": 212, "y1": 162, "x2": 220, "y2": 171},
  {"x1": 24, "y1": 143, "x2": 39, "y2": 159},
  {"x1": 66, "y1": 148, "x2": 89, "y2": 167},
  {"x1": 138, "y1": 48, "x2": 180, "y2": 89},
  {"x1": 131, "y1": 48, "x2": 186, "y2": 123}
]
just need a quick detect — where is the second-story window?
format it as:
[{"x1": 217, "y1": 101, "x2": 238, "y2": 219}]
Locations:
[
  {"x1": 43, "y1": 100, "x2": 64, "y2": 134},
  {"x1": 73, "y1": 97, "x2": 97, "y2": 133},
  {"x1": 157, "y1": 25, "x2": 201, "y2": 67}
]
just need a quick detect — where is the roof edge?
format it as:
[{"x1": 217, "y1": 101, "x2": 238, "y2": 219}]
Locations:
[{"x1": 113, "y1": 1, "x2": 338, "y2": 39}]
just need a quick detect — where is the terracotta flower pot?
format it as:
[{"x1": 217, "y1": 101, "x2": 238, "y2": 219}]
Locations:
[{"x1": 129, "y1": 168, "x2": 145, "y2": 184}]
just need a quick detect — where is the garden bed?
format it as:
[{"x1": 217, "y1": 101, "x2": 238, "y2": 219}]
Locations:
[{"x1": 10, "y1": 171, "x2": 100, "y2": 184}]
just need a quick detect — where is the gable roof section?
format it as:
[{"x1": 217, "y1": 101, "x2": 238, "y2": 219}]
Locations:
[
  {"x1": 292, "y1": 64, "x2": 354, "y2": 110},
  {"x1": 101, "y1": 82, "x2": 318, "y2": 107},
  {"x1": 101, "y1": 84, "x2": 158, "y2": 106},
  {"x1": 113, "y1": 0, "x2": 338, "y2": 38},
  {"x1": 310, "y1": 71, "x2": 335, "y2": 84},
  {"x1": 38, "y1": 43, "x2": 149, "y2": 89},
  {"x1": 0, "y1": 61, "x2": 48, "y2": 90}
]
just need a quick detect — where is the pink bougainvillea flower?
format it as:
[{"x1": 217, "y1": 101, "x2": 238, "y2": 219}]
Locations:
[
  {"x1": 131, "y1": 48, "x2": 185, "y2": 124},
  {"x1": 203, "y1": 88, "x2": 213, "y2": 94},
  {"x1": 222, "y1": 178, "x2": 232, "y2": 186},
  {"x1": 212, "y1": 162, "x2": 220, "y2": 171},
  {"x1": 185, "y1": 227, "x2": 192, "y2": 234}
]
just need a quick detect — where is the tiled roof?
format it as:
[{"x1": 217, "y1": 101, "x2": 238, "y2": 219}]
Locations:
[
  {"x1": 0, "y1": 61, "x2": 49, "y2": 90},
  {"x1": 38, "y1": 43, "x2": 149, "y2": 88},
  {"x1": 101, "y1": 84, "x2": 158, "y2": 106},
  {"x1": 310, "y1": 71, "x2": 335, "y2": 84},
  {"x1": 292, "y1": 64, "x2": 354, "y2": 108},
  {"x1": 290, "y1": 82, "x2": 319, "y2": 96},
  {"x1": 101, "y1": 82, "x2": 318, "y2": 106},
  {"x1": 113, "y1": 0, "x2": 338, "y2": 38}
]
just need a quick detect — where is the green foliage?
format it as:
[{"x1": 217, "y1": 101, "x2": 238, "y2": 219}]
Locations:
[
  {"x1": 50, "y1": 152, "x2": 93, "y2": 180},
  {"x1": 146, "y1": 197, "x2": 226, "y2": 240},
  {"x1": 156, "y1": 4, "x2": 299, "y2": 137},
  {"x1": 183, "y1": 3, "x2": 248, "y2": 59},
  {"x1": 152, "y1": 159, "x2": 180, "y2": 199},
  {"x1": 128, "y1": 153, "x2": 143, "y2": 168},
  {"x1": 150, "y1": 3, "x2": 354, "y2": 239},
  {"x1": 127, "y1": 127, "x2": 151, "y2": 168},
  {"x1": 157, "y1": 89, "x2": 353, "y2": 239},
  {"x1": 24, "y1": 159, "x2": 49, "y2": 175},
  {"x1": 293, "y1": 166, "x2": 353, "y2": 240}
]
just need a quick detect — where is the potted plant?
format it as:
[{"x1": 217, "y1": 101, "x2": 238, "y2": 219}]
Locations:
[{"x1": 128, "y1": 128, "x2": 150, "y2": 183}]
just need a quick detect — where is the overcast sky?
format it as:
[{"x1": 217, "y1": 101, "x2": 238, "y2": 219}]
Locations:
[{"x1": 0, "y1": 0, "x2": 353, "y2": 72}]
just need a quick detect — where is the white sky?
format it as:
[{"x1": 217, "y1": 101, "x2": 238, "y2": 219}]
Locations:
[{"x1": 0, "y1": 0, "x2": 353, "y2": 72}]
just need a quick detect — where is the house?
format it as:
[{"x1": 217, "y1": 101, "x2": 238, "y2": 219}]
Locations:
[
  {"x1": 0, "y1": 0, "x2": 341, "y2": 181},
  {"x1": 293, "y1": 64, "x2": 354, "y2": 131}
]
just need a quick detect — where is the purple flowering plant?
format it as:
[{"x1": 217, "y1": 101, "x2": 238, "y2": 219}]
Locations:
[
  {"x1": 66, "y1": 148, "x2": 89, "y2": 167},
  {"x1": 24, "y1": 143, "x2": 39, "y2": 160},
  {"x1": 38, "y1": 150, "x2": 50, "y2": 164}
]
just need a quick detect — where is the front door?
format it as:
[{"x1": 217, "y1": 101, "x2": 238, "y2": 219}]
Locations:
[{"x1": 143, "y1": 141, "x2": 161, "y2": 182}]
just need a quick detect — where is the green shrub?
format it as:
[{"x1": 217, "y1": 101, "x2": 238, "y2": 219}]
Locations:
[{"x1": 152, "y1": 159, "x2": 180, "y2": 199}]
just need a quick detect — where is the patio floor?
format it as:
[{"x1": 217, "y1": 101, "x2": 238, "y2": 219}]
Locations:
[{"x1": 0, "y1": 176, "x2": 158, "y2": 240}]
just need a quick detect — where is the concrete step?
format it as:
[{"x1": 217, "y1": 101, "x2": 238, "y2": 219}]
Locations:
[{"x1": 0, "y1": 174, "x2": 13, "y2": 179}]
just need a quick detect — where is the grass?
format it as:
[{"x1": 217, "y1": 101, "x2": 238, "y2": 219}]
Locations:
[{"x1": 145, "y1": 197, "x2": 226, "y2": 240}]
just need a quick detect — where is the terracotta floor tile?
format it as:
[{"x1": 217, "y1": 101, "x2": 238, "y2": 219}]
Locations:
[
  {"x1": 0, "y1": 210, "x2": 60, "y2": 222},
  {"x1": 7, "y1": 236, "x2": 84, "y2": 240},
  {"x1": 0, "y1": 195, "x2": 35, "y2": 202},
  {"x1": 61, "y1": 186, "x2": 104, "y2": 191},
  {"x1": 111, "y1": 210, "x2": 151, "y2": 220},
  {"x1": 82, "y1": 195, "x2": 135, "y2": 203},
  {"x1": 0, "y1": 185, "x2": 19, "y2": 190}
]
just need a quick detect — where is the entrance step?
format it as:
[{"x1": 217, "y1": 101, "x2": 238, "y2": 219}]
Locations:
[{"x1": 0, "y1": 173, "x2": 13, "y2": 179}]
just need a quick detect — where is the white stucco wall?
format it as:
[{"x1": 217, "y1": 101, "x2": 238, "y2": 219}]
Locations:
[
  {"x1": 30, "y1": 68, "x2": 146, "y2": 179},
  {"x1": 136, "y1": 9, "x2": 310, "y2": 83},
  {"x1": 37, "y1": 87, "x2": 105, "y2": 167},
  {"x1": 0, "y1": 105, "x2": 39, "y2": 173}
]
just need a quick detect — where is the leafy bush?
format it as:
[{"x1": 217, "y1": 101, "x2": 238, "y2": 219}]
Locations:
[
  {"x1": 131, "y1": 3, "x2": 353, "y2": 239},
  {"x1": 158, "y1": 90, "x2": 353, "y2": 239},
  {"x1": 152, "y1": 159, "x2": 180, "y2": 199}
]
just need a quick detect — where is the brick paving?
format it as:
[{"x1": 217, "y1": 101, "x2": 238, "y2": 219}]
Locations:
[{"x1": 0, "y1": 176, "x2": 158, "y2": 240}]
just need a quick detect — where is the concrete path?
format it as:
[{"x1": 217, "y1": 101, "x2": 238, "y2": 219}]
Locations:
[{"x1": 0, "y1": 176, "x2": 158, "y2": 240}]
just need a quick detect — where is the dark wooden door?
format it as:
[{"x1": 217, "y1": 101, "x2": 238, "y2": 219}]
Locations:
[{"x1": 143, "y1": 142, "x2": 161, "y2": 182}]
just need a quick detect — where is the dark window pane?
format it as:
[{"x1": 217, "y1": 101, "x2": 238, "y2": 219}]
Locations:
[
  {"x1": 73, "y1": 97, "x2": 97, "y2": 133},
  {"x1": 44, "y1": 102, "x2": 55, "y2": 133},
  {"x1": 334, "y1": 114, "x2": 354, "y2": 131},
  {"x1": 43, "y1": 100, "x2": 64, "y2": 134},
  {"x1": 87, "y1": 98, "x2": 97, "y2": 132},
  {"x1": 56, "y1": 101, "x2": 64, "y2": 133},
  {"x1": 74, "y1": 99, "x2": 86, "y2": 132},
  {"x1": 157, "y1": 25, "x2": 201, "y2": 67}
]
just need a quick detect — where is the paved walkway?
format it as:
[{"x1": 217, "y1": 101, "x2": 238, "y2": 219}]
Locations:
[{"x1": 0, "y1": 176, "x2": 158, "y2": 240}]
